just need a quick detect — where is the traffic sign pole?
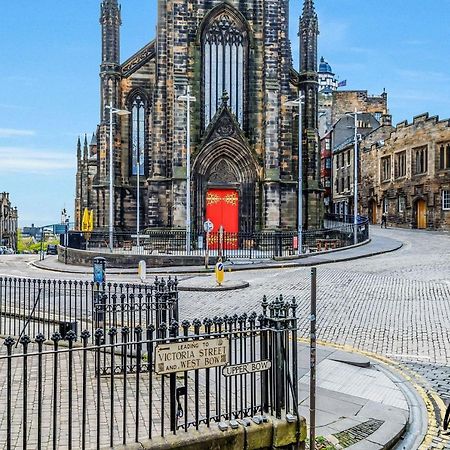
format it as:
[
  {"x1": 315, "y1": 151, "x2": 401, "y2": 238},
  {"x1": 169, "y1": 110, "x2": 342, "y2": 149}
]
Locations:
[{"x1": 203, "y1": 220, "x2": 214, "y2": 270}]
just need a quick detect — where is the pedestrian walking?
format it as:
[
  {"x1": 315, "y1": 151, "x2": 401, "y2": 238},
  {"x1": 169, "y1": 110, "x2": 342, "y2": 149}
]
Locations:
[{"x1": 381, "y1": 212, "x2": 387, "y2": 228}]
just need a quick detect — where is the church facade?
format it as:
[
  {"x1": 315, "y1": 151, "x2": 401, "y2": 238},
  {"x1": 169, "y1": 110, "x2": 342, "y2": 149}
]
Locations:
[{"x1": 75, "y1": 0, "x2": 323, "y2": 234}]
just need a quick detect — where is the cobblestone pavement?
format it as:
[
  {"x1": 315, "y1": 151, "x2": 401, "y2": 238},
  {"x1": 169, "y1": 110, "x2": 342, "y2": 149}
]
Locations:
[{"x1": 175, "y1": 227, "x2": 450, "y2": 447}]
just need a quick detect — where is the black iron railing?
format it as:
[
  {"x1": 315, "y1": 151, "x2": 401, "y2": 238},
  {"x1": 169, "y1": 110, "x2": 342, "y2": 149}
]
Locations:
[
  {"x1": 0, "y1": 296, "x2": 299, "y2": 449},
  {"x1": 71, "y1": 215, "x2": 370, "y2": 259},
  {"x1": 0, "y1": 276, "x2": 178, "y2": 343}
]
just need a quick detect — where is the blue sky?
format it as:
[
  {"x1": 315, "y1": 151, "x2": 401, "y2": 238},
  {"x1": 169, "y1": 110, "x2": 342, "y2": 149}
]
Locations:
[{"x1": 1, "y1": 0, "x2": 449, "y2": 226}]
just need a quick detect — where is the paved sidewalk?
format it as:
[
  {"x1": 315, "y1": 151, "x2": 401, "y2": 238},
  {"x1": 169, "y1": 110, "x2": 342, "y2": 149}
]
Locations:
[
  {"x1": 299, "y1": 344, "x2": 426, "y2": 449},
  {"x1": 31, "y1": 231, "x2": 402, "y2": 277},
  {"x1": 0, "y1": 336, "x2": 420, "y2": 450}
]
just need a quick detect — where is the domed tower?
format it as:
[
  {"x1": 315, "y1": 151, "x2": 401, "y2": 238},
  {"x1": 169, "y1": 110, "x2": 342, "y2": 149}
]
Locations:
[{"x1": 318, "y1": 57, "x2": 338, "y2": 92}]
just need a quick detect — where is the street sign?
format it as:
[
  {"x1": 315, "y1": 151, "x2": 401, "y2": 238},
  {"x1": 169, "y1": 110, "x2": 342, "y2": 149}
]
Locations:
[
  {"x1": 155, "y1": 337, "x2": 229, "y2": 374},
  {"x1": 204, "y1": 219, "x2": 214, "y2": 233},
  {"x1": 222, "y1": 360, "x2": 272, "y2": 377},
  {"x1": 54, "y1": 224, "x2": 66, "y2": 235}
]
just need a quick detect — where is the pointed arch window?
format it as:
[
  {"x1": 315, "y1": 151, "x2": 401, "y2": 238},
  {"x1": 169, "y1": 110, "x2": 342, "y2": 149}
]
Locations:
[
  {"x1": 130, "y1": 95, "x2": 146, "y2": 176},
  {"x1": 202, "y1": 11, "x2": 248, "y2": 128}
]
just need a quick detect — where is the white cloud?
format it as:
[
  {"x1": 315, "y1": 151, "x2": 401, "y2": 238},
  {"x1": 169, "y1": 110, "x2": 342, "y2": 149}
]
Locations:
[
  {"x1": 0, "y1": 128, "x2": 36, "y2": 138},
  {"x1": 0, "y1": 146, "x2": 74, "y2": 173}
]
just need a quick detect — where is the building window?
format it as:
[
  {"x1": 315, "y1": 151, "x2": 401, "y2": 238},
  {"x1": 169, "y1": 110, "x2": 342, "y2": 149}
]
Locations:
[
  {"x1": 347, "y1": 151, "x2": 351, "y2": 165},
  {"x1": 202, "y1": 10, "x2": 248, "y2": 127},
  {"x1": 130, "y1": 95, "x2": 146, "y2": 176},
  {"x1": 442, "y1": 190, "x2": 450, "y2": 211},
  {"x1": 395, "y1": 151, "x2": 406, "y2": 178},
  {"x1": 398, "y1": 196, "x2": 405, "y2": 213},
  {"x1": 381, "y1": 156, "x2": 391, "y2": 182},
  {"x1": 413, "y1": 146, "x2": 428, "y2": 175},
  {"x1": 325, "y1": 158, "x2": 331, "y2": 169},
  {"x1": 439, "y1": 142, "x2": 450, "y2": 170},
  {"x1": 347, "y1": 175, "x2": 351, "y2": 190}
]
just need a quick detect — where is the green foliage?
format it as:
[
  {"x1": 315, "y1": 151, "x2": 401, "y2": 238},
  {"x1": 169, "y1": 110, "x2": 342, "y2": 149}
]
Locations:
[
  {"x1": 306, "y1": 436, "x2": 337, "y2": 450},
  {"x1": 17, "y1": 230, "x2": 59, "y2": 254}
]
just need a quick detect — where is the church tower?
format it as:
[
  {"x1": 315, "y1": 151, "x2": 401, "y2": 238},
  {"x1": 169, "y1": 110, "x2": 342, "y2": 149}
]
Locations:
[
  {"x1": 299, "y1": 0, "x2": 323, "y2": 228},
  {"x1": 76, "y1": 0, "x2": 325, "y2": 234},
  {"x1": 100, "y1": 0, "x2": 121, "y2": 119}
]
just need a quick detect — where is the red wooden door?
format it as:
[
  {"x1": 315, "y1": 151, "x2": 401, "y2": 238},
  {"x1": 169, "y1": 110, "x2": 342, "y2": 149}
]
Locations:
[{"x1": 206, "y1": 189, "x2": 239, "y2": 250}]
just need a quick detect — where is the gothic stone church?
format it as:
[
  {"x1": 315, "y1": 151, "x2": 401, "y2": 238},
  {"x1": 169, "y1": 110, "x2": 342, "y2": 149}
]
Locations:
[{"x1": 75, "y1": 0, "x2": 323, "y2": 234}]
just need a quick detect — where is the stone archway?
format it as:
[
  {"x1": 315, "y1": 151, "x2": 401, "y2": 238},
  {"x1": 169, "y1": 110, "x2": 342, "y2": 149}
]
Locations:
[{"x1": 192, "y1": 137, "x2": 259, "y2": 233}]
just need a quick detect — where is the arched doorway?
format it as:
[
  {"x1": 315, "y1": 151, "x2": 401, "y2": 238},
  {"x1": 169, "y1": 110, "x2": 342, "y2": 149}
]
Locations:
[
  {"x1": 368, "y1": 199, "x2": 377, "y2": 225},
  {"x1": 193, "y1": 137, "x2": 258, "y2": 234},
  {"x1": 415, "y1": 199, "x2": 427, "y2": 229}
]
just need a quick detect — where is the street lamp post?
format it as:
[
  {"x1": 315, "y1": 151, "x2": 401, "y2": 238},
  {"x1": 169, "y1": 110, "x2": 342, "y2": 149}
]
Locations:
[
  {"x1": 285, "y1": 95, "x2": 305, "y2": 256},
  {"x1": 178, "y1": 86, "x2": 196, "y2": 255},
  {"x1": 105, "y1": 103, "x2": 131, "y2": 253},
  {"x1": 346, "y1": 109, "x2": 361, "y2": 246}
]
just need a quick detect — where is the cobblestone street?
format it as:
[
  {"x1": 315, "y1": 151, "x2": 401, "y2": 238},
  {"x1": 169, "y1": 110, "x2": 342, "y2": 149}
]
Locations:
[
  {"x1": 179, "y1": 228, "x2": 450, "y2": 366},
  {"x1": 175, "y1": 227, "x2": 450, "y2": 445},
  {"x1": 1, "y1": 226, "x2": 450, "y2": 447}
]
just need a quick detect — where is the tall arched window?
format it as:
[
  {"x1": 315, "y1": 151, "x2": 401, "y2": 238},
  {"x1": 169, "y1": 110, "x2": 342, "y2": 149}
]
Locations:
[
  {"x1": 130, "y1": 95, "x2": 146, "y2": 176},
  {"x1": 202, "y1": 11, "x2": 248, "y2": 128}
]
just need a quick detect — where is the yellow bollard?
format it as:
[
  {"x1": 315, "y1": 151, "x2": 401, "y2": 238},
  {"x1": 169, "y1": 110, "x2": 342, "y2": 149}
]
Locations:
[{"x1": 215, "y1": 258, "x2": 225, "y2": 286}]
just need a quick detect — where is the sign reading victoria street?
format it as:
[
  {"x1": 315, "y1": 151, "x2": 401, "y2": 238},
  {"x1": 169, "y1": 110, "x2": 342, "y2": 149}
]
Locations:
[
  {"x1": 155, "y1": 338, "x2": 229, "y2": 375},
  {"x1": 222, "y1": 360, "x2": 272, "y2": 377}
]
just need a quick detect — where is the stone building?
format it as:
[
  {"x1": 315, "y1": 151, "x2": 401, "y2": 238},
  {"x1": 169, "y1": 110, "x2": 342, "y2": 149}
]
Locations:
[
  {"x1": 75, "y1": 0, "x2": 324, "y2": 236},
  {"x1": 332, "y1": 113, "x2": 387, "y2": 216},
  {"x1": 319, "y1": 88, "x2": 388, "y2": 138},
  {"x1": 0, "y1": 192, "x2": 18, "y2": 252},
  {"x1": 360, "y1": 113, "x2": 450, "y2": 229}
]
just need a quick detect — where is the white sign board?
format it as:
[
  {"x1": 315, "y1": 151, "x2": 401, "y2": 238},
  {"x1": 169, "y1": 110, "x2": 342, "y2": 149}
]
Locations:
[
  {"x1": 204, "y1": 220, "x2": 214, "y2": 233},
  {"x1": 222, "y1": 360, "x2": 272, "y2": 377},
  {"x1": 155, "y1": 338, "x2": 229, "y2": 374}
]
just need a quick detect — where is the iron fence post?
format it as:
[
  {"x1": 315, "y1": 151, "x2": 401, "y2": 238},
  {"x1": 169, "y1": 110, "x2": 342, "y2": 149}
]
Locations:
[
  {"x1": 259, "y1": 297, "x2": 269, "y2": 413},
  {"x1": 4, "y1": 336, "x2": 15, "y2": 450},
  {"x1": 36, "y1": 333, "x2": 45, "y2": 450},
  {"x1": 310, "y1": 268, "x2": 317, "y2": 450},
  {"x1": 66, "y1": 330, "x2": 76, "y2": 450},
  {"x1": 51, "y1": 332, "x2": 62, "y2": 450},
  {"x1": 169, "y1": 321, "x2": 179, "y2": 433},
  {"x1": 80, "y1": 330, "x2": 90, "y2": 450}
]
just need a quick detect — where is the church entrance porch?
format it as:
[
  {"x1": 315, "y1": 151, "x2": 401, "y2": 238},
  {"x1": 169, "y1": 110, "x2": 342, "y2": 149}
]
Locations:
[{"x1": 205, "y1": 188, "x2": 239, "y2": 250}]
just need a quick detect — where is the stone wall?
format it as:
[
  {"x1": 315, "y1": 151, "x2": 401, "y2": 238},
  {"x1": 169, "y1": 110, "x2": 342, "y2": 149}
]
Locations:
[
  {"x1": 331, "y1": 90, "x2": 387, "y2": 125},
  {"x1": 60, "y1": 246, "x2": 217, "y2": 269},
  {"x1": 102, "y1": 416, "x2": 305, "y2": 450}
]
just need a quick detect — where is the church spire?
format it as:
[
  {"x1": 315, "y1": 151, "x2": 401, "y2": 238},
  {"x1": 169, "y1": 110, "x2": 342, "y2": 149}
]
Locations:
[
  {"x1": 77, "y1": 136, "x2": 82, "y2": 160},
  {"x1": 298, "y1": 0, "x2": 322, "y2": 228},
  {"x1": 83, "y1": 134, "x2": 89, "y2": 160},
  {"x1": 302, "y1": 0, "x2": 316, "y2": 17},
  {"x1": 100, "y1": 0, "x2": 121, "y2": 122}
]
